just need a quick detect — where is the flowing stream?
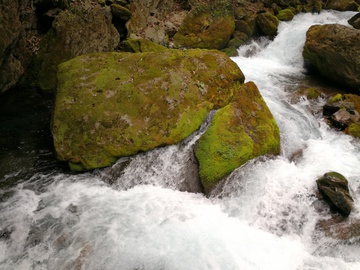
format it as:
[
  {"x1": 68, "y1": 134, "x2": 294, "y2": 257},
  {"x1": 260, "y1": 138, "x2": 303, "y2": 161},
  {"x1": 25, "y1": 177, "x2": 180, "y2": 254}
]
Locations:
[{"x1": 1, "y1": 10, "x2": 360, "y2": 270}]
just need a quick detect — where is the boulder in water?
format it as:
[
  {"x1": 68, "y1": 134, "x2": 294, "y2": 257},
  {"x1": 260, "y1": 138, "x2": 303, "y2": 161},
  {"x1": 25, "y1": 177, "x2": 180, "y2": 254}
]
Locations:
[
  {"x1": 316, "y1": 172, "x2": 354, "y2": 216},
  {"x1": 324, "y1": 0, "x2": 359, "y2": 11},
  {"x1": 349, "y1": 13, "x2": 360, "y2": 29},
  {"x1": 52, "y1": 49, "x2": 244, "y2": 171},
  {"x1": 195, "y1": 81, "x2": 280, "y2": 193},
  {"x1": 316, "y1": 215, "x2": 360, "y2": 241},
  {"x1": 303, "y1": 24, "x2": 360, "y2": 92}
]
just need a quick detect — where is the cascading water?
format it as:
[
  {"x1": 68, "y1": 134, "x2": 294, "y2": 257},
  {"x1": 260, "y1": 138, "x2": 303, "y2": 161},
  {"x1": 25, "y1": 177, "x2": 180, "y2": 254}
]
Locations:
[{"x1": 1, "y1": 10, "x2": 360, "y2": 270}]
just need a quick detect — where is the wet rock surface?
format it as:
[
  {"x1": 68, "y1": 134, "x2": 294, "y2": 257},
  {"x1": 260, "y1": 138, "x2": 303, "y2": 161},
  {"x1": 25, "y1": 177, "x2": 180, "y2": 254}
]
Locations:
[
  {"x1": 316, "y1": 172, "x2": 354, "y2": 216},
  {"x1": 303, "y1": 24, "x2": 360, "y2": 92}
]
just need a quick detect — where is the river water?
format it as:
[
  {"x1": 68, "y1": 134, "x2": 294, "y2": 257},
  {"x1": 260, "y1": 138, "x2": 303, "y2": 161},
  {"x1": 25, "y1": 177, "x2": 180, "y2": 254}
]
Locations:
[{"x1": 1, "y1": 10, "x2": 360, "y2": 270}]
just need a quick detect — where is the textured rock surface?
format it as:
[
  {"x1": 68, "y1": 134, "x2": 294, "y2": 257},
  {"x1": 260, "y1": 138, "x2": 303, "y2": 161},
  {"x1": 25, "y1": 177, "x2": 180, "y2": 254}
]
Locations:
[
  {"x1": 276, "y1": 9, "x2": 295, "y2": 21},
  {"x1": 256, "y1": 12, "x2": 279, "y2": 37},
  {"x1": 325, "y1": 0, "x2": 359, "y2": 11},
  {"x1": 303, "y1": 24, "x2": 360, "y2": 92},
  {"x1": 195, "y1": 81, "x2": 280, "y2": 193},
  {"x1": 349, "y1": 13, "x2": 360, "y2": 29},
  {"x1": 122, "y1": 38, "x2": 168, "y2": 53},
  {"x1": 34, "y1": 5, "x2": 119, "y2": 92},
  {"x1": 52, "y1": 49, "x2": 244, "y2": 171},
  {"x1": 316, "y1": 172, "x2": 354, "y2": 216},
  {"x1": 0, "y1": 0, "x2": 34, "y2": 93},
  {"x1": 172, "y1": 5, "x2": 235, "y2": 50}
]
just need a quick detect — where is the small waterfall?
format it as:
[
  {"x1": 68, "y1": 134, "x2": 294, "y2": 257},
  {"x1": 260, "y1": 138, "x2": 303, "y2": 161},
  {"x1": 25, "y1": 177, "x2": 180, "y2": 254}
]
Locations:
[{"x1": 1, "y1": 10, "x2": 360, "y2": 270}]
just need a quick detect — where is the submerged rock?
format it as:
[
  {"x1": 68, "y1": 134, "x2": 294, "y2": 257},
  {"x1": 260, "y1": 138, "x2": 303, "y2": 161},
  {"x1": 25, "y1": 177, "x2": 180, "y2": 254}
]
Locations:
[
  {"x1": 303, "y1": 24, "x2": 360, "y2": 92},
  {"x1": 195, "y1": 81, "x2": 280, "y2": 193},
  {"x1": 52, "y1": 49, "x2": 244, "y2": 171},
  {"x1": 316, "y1": 172, "x2": 354, "y2": 216},
  {"x1": 316, "y1": 216, "x2": 360, "y2": 241}
]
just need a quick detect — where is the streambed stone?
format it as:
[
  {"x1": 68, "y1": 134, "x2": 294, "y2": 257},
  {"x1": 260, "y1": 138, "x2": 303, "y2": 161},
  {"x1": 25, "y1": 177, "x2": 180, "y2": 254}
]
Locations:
[
  {"x1": 52, "y1": 49, "x2": 244, "y2": 171},
  {"x1": 316, "y1": 172, "x2": 354, "y2": 216}
]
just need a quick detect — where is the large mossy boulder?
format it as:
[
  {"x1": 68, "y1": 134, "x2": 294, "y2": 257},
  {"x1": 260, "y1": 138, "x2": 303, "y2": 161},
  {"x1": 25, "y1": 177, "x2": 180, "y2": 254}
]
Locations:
[
  {"x1": 303, "y1": 24, "x2": 360, "y2": 92},
  {"x1": 195, "y1": 81, "x2": 280, "y2": 193},
  {"x1": 172, "y1": 4, "x2": 235, "y2": 50},
  {"x1": 316, "y1": 172, "x2": 354, "y2": 216},
  {"x1": 34, "y1": 5, "x2": 119, "y2": 92},
  {"x1": 52, "y1": 49, "x2": 245, "y2": 171}
]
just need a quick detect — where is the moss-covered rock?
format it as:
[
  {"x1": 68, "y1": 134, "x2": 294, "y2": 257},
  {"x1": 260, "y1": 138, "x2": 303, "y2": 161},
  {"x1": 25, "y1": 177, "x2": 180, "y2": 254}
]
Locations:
[
  {"x1": 110, "y1": 4, "x2": 132, "y2": 20},
  {"x1": 195, "y1": 81, "x2": 280, "y2": 193},
  {"x1": 52, "y1": 49, "x2": 245, "y2": 171},
  {"x1": 172, "y1": 4, "x2": 235, "y2": 50},
  {"x1": 276, "y1": 9, "x2": 295, "y2": 21},
  {"x1": 256, "y1": 12, "x2": 279, "y2": 37},
  {"x1": 325, "y1": 0, "x2": 359, "y2": 11},
  {"x1": 34, "y1": 5, "x2": 119, "y2": 92},
  {"x1": 345, "y1": 122, "x2": 360, "y2": 137},
  {"x1": 303, "y1": 24, "x2": 360, "y2": 93},
  {"x1": 122, "y1": 38, "x2": 168, "y2": 53}
]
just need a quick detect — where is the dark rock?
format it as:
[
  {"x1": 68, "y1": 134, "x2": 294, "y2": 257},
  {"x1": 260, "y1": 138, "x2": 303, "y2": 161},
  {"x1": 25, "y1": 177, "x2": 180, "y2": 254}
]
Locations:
[
  {"x1": 316, "y1": 172, "x2": 354, "y2": 216},
  {"x1": 110, "y1": 4, "x2": 132, "y2": 20},
  {"x1": 349, "y1": 13, "x2": 360, "y2": 29},
  {"x1": 303, "y1": 24, "x2": 360, "y2": 92}
]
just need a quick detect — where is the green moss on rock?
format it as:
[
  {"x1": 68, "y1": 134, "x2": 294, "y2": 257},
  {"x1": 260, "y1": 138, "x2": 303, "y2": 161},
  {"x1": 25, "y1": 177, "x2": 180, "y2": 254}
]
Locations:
[
  {"x1": 256, "y1": 12, "x2": 279, "y2": 37},
  {"x1": 110, "y1": 4, "x2": 132, "y2": 20},
  {"x1": 276, "y1": 9, "x2": 295, "y2": 21},
  {"x1": 52, "y1": 49, "x2": 245, "y2": 171},
  {"x1": 122, "y1": 38, "x2": 168, "y2": 53},
  {"x1": 346, "y1": 122, "x2": 360, "y2": 138},
  {"x1": 195, "y1": 81, "x2": 280, "y2": 193},
  {"x1": 172, "y1": 5, "x2": 235, "y2": 50}
]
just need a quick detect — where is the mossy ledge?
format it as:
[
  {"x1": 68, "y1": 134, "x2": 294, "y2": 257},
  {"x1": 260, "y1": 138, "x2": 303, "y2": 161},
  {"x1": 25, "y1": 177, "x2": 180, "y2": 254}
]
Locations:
[
  {"x1": 195, "y1": 81, "x2": 280, "y2": 193},
  {"x1": 52, "y1": 49, "x2": 244, "y2": 171}
]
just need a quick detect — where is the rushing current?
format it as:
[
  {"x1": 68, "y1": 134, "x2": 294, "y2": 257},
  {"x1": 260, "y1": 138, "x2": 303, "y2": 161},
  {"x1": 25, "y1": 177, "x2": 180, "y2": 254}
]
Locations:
[{"x1": 1, "y1": 10, "x2": 360, "y2": 270}]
